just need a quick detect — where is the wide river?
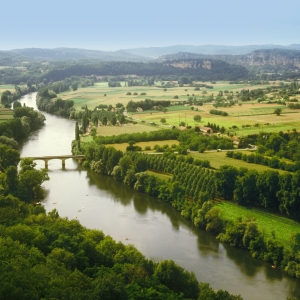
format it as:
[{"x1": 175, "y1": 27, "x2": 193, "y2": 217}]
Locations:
[{"x1": 19, "y1": 93, "x2": 300, "y2": 300}]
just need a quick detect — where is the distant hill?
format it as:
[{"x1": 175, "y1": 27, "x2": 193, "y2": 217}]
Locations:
[
  {"x1": 123, "y1": 44, "x2": 300, "y2": 58},
  {"x1": 159, "y1": 49, "x2": 300, "y2": 72},
  {"x1": 0, "y1": 51, "x2": 26, "y2": 65},
  {"x1": 38, "y1": 59, "x2": 248, "y2": 82},
  {"x1": 7, "y1": 48, "x2": 152, "y2": 62}
]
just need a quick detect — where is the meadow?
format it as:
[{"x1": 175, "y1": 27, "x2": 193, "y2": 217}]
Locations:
[
  {"x1": 105, "y1": 140, "x2": 179, "y2": 152},
  {"x1": 188, "y1": 151, "x2": 288, "y2": 173},
  {"x1": 216, "y1": 201, "x2": 300, "y2": 248}
]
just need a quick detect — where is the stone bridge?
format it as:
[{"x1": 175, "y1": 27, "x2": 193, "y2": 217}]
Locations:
[{"x1": 24, "y1": 155, "x2": 85, "y2": 168}]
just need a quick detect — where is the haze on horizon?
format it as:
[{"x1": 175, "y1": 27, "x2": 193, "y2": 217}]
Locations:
[{"x1": 2, "y1": 0, "x2": 300, "y2": 51}]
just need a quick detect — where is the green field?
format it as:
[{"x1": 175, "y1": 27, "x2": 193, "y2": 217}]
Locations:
[
  {"x1": 108, "y1": 140, "x2": 179, "y2": 152},
  {"x1": 147, "y1": 170, "x2": 172, "y2": 181},
  {"x1": 59, "y1": 81, "x2": 300, "y2": 137},
  {"x1": 216, "y1": 201, "x2": 300, "y2": 248},
  {"x1": 0, "y1": 107, "x2": 14, "y2": 121},
  {"x1": 188, "y1": 151, "x2": 288, "y2": 173},
  {"x1": 0, "y1": 85, "x2": 16, "y2": 96},
  {"x1": 96, "y1": 123, "x2": 161, "y2": 136}
]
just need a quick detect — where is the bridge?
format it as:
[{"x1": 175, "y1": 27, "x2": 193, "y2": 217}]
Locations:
[{"x1": 24, "y1": 155, "x2": 85, "y2": 168}]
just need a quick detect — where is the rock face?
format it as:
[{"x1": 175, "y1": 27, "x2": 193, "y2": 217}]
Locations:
[
  {"x1": 224, "y1": 49, "x2": 300, "y2": 69},
  {"x1": 160, "y1": 49, "x2": 300, "y2": 71},
  {"x1": 164, "y1": 60, "x2": 211, "y2": 70}
]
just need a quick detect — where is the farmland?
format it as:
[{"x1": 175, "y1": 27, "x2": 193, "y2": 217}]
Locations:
[
  {"x1": 0, "y1": 107, "x2": 14, "y2": 122},
  {"x1": 0, "y1": 84, "x2": 16, "y2": 95},
  {"x1": 188, "y1": 151, "x2": 288, "y2": 173},
  {"x1": 59, "y1": 81, "x2": 300, "y2": 137}
]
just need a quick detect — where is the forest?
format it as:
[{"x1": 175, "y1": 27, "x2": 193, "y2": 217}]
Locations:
[{"x1": 0, "y1": 59, "x2": 248, "y2": 85}]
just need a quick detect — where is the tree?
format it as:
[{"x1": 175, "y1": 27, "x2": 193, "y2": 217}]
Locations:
[
  {"x1": 0, "y1": 145, "x2": 20, "y2": 169},
  {"x1": 215, "y1": 165, "x2": 239, "y2": 200},
  {"x1": 135, "y1": 156, "x2": 148, "y2": 173},
  {"x1": 160, "y1": 118, "x2": 166, "y2": 124},
  {"x1": 234, "y1": 170, "x2": 259, "y2": 206},
  {"x1": 71, "y1": 83, "x2": 78, "y2": 91},
  {"x1": 118, "y1": 156, "x2": 133, "y2": 178},
  {"x1": 154, "y1": 260, "x2": 199, "y2": 299},
  {"x1": 193, "y1": 115, "x2": 201, "y2": 122},
  {"x1": 75, "y1": 121, "x2": 80, "y2": 141},
  {"x1": 274, "y1": 108, "x2": 282, "y2": 116}
]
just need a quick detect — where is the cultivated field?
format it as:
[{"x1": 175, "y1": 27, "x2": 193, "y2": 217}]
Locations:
[
  {"x1": 188, "y1": 151, "x2": 288, "y2": 173},
  {"x1": 0, "y1": 84, "x2": 16, "y2": 95},
  {"x1": 59, "y1": 81, "x2": 300, "y2": 136},
  {"x1": 0, "y1": 107, "x2": 14, "y2": 122},
  {"x1": 105, "y1": 140, "x2": 179, "y2": 152}
]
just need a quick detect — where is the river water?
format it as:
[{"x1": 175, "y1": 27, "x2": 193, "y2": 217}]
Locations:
[{"x1": 18, "y1": 93, "x2": 300, "y2": 300}]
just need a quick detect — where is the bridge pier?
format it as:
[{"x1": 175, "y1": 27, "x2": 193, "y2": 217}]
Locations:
[
  {"x1": 45, "y1": 160, "x2": 49, "y2": 169},
  {"x1": 61, "y1": 159, "x2": 66, "y2": 168},
  {"x1": 77, "y1": 158, "x2": 83, "y2": 166}
]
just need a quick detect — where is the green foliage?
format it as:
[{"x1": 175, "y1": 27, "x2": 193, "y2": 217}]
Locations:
[
  {"x1": 37, "y1": 87, "x2": 74, "y2": 117},
  {"x1": 193, "y1": 115, "x2": 201, "y2": 122},
  {"x1": 215, "y1": 165, "x2": 239, "y2": 200},
  {"x1": 0, "y1": 192, "x2": 246, "y2": 299},
  {"x1": 126, "y1": 99, "x2": 170, "y2": 112},
  {"x1": 274, "y1": 108, "x2": 282, "y2": 115},
  {"x1": 154, "y1": 260, "x2": 200, "y2": 298}
]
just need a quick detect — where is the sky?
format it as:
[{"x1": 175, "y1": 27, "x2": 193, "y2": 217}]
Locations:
[{"x1": 1, "y1": 0, "x2": 300, "y2": 51}]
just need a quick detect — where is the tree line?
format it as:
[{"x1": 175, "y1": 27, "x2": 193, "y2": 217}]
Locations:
[
  {"x1": 36, "y1": 87, "x2": 75, "y2": 117},
  {"x1": 226, "y1": 150, "x2": 298, "y2": 172},
  {"x1": 0, "y1": 59, "x2": 248, "y2": 85},
  {"x1": 126, "y1": 99, "x2": 171, "y2": 112}
]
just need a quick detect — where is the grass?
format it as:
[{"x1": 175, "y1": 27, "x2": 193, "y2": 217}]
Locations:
[
  {"x1": 0, "y1": 85, "x2": 16, "y2": 96},
  {"x1": 147, "y1": 170, "x2": 172, "y2": 181},
  {"x1": 0, "y1": 107, "x2": 14, "y2": 121},
  {"x1": 80, "y1": 123, "x2": 163, "y2": 144},
  {"x1": 216, "y1": 201, "x2": 300, "y2": 248},
  {"x1": 188, "y1": 151, "x2": 288, "y2": 173},
  {"x1": 96, "y1": 123, "x2": 161, "y2": 136},
  {"x1": 114, "y1": 140, "x2": 178, "y2": 152}
]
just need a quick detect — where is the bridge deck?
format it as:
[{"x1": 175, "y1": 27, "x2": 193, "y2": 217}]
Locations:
[
  {"x1": 22, "y1": 155, "x2": 86, "y2": 168},
  {"x1": 25, "y1": 155, "x2": 85, "y2": 160}
]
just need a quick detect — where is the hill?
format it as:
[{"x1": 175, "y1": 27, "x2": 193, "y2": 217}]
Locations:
[
  {"x1": 159, "y1": 49, "x2": 300, "y2": 72},
  {"x1": 6, "y1": 48, "x2": 152, "y2": 63},
  {"x1": 39, "y1": 59, "x2": 248, "y2": 82},
  {"x1": 0, "y1": 51, "x2": 26, "y2": 65},
  {"x1": 123, "y1": 44, "x2": 300, "y2": 58}
]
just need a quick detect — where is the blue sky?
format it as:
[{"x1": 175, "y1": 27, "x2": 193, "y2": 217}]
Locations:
[{"x1": 2, "y1": 0, "x2": 300, "y2": 50}]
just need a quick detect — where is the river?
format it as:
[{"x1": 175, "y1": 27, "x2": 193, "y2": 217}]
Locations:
[{"x1": 19, "y1": 93, "x2": 300, "y2": 300}]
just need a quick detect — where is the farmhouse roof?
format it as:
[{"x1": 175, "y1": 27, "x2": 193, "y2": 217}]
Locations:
[{"x1": 199, "y1": 126, "x2": 212, "y2": 133}]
